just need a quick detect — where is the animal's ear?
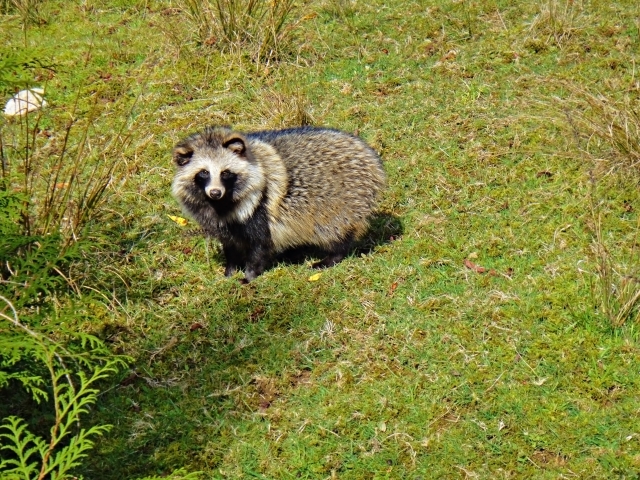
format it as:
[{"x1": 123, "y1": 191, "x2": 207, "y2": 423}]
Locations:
[
  {"x1": 173, "y1": 146, "x2": 193, "y2": 166},
  {"x1": 223, "y1": 136, "x2": 246, "y2": 157}
]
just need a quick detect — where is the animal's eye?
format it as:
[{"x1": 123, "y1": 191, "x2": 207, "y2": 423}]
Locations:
[
  {"x1": 220, "y1": 170, "x2": 236, "y2": 180},
  {"x1": 196, "y1": 170, "x2": 210, "y2": 180}
]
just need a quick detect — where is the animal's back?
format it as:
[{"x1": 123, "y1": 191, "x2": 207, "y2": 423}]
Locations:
[{"x1": 247, "y1": 127, "x2": 385, "y2": 250}]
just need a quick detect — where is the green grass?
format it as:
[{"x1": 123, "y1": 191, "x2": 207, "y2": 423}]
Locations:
[{"x1": 2, "y1": 0, "x2": 640, "y2": 478}]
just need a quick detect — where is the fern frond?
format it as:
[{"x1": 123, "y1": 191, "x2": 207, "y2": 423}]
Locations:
[
  {"x1": 0, "y1": 416, "x2": 45, "y2": 479},
  {"x1": 0, "y1": 296, "x2": 130, "y2": 480}
]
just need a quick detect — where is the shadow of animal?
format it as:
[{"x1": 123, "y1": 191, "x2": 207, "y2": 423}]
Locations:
[{"x1": 201, "y1": 212, "x2": 403, "y2": 272}]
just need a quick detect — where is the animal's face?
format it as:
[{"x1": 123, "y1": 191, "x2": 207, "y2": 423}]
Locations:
[
  {"x1": 173, "y1": 130, "x2": 250, "y2": 202},
  {"x1": 193, "y1": 167, "x2": 237, "y2": 201},
  {"x1": 172, "y1": 127, "x2": 266, "y2": 221}
]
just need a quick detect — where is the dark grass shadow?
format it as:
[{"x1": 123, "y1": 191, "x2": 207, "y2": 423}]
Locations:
[
  {"x1": 274, "y1": 212, "x2": 404, "y2": 267},
  {"x1": 200, "y1": 213, "x2": 403, "y2": 270},
  {"x1": 73, "y1": 214, "x2": 404, "y2": 479},
  {"x1": 354, "y1": 212, "x2": 404, "y2": 255}
]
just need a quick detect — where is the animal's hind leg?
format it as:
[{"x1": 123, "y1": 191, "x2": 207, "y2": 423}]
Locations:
[
  {"x1": 243, "y1": 243, "x2": 272, "y2": 283},
  {"x1": 312, "y1": 233, "x2": 354, "y2": 269}
]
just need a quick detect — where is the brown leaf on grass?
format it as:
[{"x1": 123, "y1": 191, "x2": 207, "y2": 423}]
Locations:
[
  {"x1": 388, "y1": 278, "x2": 405, "y2": 296},
  {"x1": 439, "y1": 49, "x2": 457, "y2": 62},
  {"x1": 464, "y1": 258, "x2": 486, "y2": 273},
  {"x1": 189, "y1": 322, "x2": 205, "y2": 332},
  {"x1": 464, "y1": 259, "x2": 507, "y2": 277}
]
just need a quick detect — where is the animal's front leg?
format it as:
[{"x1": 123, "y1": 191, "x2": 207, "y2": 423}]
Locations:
[{"x1": 222, "y1": 243, "x2": 245, "y2": 277}]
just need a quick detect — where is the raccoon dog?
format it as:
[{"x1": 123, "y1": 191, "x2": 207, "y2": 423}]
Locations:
[{"x1": 172, "y1": 126, "x2": 386, "y2": 282}]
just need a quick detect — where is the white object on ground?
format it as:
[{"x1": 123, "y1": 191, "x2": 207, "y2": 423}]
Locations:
[{"x1": 4, "y1": 88, "x2": 47, "y2": 116}]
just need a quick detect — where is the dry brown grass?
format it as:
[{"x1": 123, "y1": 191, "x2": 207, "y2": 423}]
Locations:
[
  {"x1": 590, "y1": 206, "x2": 640, "y2": 327},
  {"x1": 176, "y1": 0, "x2": 315, "y2": 63},
  {"x1": 554, "y1": 84, "x2": 640, "y2": 326},
  {"x1": 563, "y1": 86, "x2": 640, "y2": 173},
  {"x1": 246, "y1": 87, "x2": 315, "y2": 128},
  {"x1": 527, "y1": 0, "x2": 585, "y2": 47}
]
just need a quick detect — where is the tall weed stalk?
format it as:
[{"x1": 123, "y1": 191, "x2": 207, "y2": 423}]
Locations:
[{"x1": 0, "y1": 54, "x2": 139, "y2": 309}]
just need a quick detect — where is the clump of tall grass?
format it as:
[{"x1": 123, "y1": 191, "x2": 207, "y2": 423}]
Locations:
[
  {"x1": 527, "y1": 0, "x2": 585, "y2": 47},
  {"x1": 320, "y1": 0, "x2": 356, "y2": 19},
  {"x1": 589, "y1": 197, "x2": 640, "y2": 327},
  {"x1": 247, "y1": 87, "x2": 315, "y2": 128},
  {"x1": 1, "y1": 0, "x2": 47, "y2": 26},
  {"x1": 177, "y1": 0, "x2": 315, "y2": 62},
  {"x1": 562, "y1": 86, "x2": 640, "y2": 174},
  {"x1": 557, "y1": 84, "x2": 640, "y2": 326}
]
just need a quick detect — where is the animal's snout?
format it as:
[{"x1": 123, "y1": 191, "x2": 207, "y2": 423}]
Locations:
[{"x1": 208, "y1": 188, "x2": 223, "y2": 200}]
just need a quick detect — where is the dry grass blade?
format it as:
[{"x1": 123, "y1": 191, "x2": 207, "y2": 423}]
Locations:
[
  {"x1": 247, "y1": 87, "x2": 315, "y2": 128},
  {"x1": 590, "y1": 199, "x2": 640, "y2": 327},
  {"x1": 559, "y1": 84, "x2": 640, "y2": 173},
  {"x1": 527, "y1": 0, "x2": 584, "y2": 47}
]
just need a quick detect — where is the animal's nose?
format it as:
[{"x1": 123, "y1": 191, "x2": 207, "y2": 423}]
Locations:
[{"x1": 208, "y1": 189, "x2": 222, "y2": 200}]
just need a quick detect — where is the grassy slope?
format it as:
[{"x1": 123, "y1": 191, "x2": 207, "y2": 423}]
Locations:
[{"x1": 3, "y1": 0, "x2": 640, "y2": 478}]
